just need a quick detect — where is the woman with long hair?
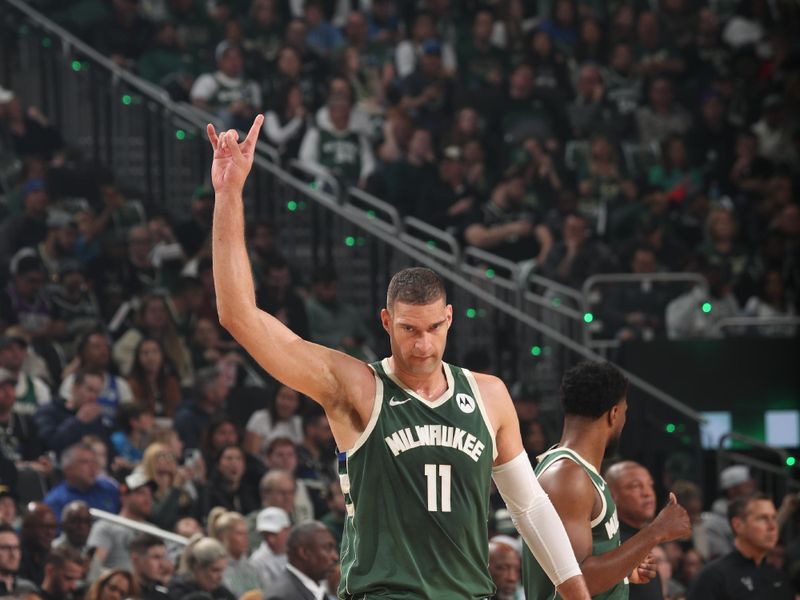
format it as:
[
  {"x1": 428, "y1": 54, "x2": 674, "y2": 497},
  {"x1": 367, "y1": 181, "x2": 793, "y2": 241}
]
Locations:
[
  {"x1": 113, "y1": 294, "x2": 194, "y2": 387},
  {"x1": 127, "y1": 337, "x2": 182, "y2": 417},
  {"x1": 84, "y1": 568, "x2": 138, "y2": 600},
  {"x1": 244, "y1": 384, "x2": 304, "y2": 459},
  {"x1": 141, "y1": 441, "x2": 206, "y2": 530},
  {"x1": 208, "y1": 444, "x2": 260, "y2": 515}
]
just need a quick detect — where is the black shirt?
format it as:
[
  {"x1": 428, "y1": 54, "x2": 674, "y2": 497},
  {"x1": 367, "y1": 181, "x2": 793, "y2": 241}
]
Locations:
[
  {"x1": 687, "y1": 548, "x2": 795, "y2": 600},
  {"x1": 619, "y1": 521, "x2": 664, "y2": 600}
]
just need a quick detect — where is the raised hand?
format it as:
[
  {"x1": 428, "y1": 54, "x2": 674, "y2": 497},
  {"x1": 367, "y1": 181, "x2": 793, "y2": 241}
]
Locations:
[
  {"x1": 207, "y1": 114, "x2": 264, "y2": 196},
  {"x1": 629, "y1": 553, "x2": 657, "y2": 584},
  {"x1": 651, "y1": 492, "x2": 692, "y2": 543}
]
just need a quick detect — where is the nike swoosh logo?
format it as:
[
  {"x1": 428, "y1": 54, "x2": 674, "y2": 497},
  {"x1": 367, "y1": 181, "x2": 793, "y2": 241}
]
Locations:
[{"x1": 389, "y1": 397, "x2": 411, "y2": 406}]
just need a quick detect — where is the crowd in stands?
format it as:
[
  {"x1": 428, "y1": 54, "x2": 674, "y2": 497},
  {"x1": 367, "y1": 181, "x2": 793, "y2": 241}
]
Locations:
[{"x1": 0, "y1": 0, "x2": 799, "y2": 598}]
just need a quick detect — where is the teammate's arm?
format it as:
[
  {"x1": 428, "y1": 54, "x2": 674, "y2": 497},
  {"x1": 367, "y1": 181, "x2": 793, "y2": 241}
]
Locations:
[
  {"x1": 209, "y1": 117, "x2": 374, "y2": 419},
  {"x1": 478, "y1": 374, "x2": 590, "y2": 600},
  {"x1": 542, "y1": 462, "x2": 689, "y2": 595}
]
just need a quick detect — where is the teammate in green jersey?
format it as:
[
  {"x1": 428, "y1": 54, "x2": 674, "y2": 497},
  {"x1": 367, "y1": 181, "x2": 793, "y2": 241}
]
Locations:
[
  {"x1": 522, "y1": 362, "x2": 692, "y2": 599},
  {"x1": 208, "y1": 116, "x2": 592, "y2": 599}
]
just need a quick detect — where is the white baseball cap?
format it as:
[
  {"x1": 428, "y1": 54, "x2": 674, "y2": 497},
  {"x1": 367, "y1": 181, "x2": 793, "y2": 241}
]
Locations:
[
  {"x1": 256, "y1": 507, "x2": 291, "y2": 533},
  {"x1": 719, "y1": 465, "x2": 750, "y2": 490}
]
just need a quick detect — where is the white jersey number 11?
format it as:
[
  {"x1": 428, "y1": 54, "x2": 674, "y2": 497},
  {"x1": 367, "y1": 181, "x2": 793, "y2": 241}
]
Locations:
[{"x1": 424, "y1": 464, "x2": 452, "y2": 512}]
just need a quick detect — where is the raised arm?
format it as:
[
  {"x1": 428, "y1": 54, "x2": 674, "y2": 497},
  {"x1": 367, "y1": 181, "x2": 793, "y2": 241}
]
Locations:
[
  {"x1": 209, "y1": 117, "x2": 374, "y2": 431},
  {"x1": 477, "y1": 374, "x2": 590, "y2": 600}
]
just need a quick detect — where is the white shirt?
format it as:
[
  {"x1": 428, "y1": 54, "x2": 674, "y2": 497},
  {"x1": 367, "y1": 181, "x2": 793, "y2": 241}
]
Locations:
[
  {"x1": 286, "y1": 564, "x2": 326, "y2": 600},
  {"x1": 249, "y1": 540, "x2": 287, "y2": 588}
]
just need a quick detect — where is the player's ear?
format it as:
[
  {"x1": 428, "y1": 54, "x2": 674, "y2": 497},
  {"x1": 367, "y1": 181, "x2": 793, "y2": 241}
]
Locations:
[
  {"x1": 445, "y1": 304, "x2": 453, "y2": 324},
  {"x1": 380, "y1": 308, "x2": 391, "y2": 333},
  {"x1": 607, "y1": 404, "x2": 618, "y2": 427}
]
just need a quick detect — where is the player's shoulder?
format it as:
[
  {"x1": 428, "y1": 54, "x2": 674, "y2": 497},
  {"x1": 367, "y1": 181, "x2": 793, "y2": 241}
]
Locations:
[
  {"x1": 470, "y1": 371, "x2": 511, "y2": 399},
  {"x1": 538, "y1": 455, "x2": 596, "y2": 501}
]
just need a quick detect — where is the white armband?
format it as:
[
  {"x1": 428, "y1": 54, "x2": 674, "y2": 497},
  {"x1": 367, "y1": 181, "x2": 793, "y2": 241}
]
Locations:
[{"x1": 492, "y1": 451, "x2": 583, "y2": 586}]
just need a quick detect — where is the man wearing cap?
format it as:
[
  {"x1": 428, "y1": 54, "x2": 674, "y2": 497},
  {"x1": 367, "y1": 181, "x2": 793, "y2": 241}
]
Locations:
[
  {"x1": 712, "y1": 465, "x2": 756, "y2": 518},
  {"x1": 0, "y1": 333, "x2": 51, "y2": 414},
  {"x1": 190, "y1": 42, "x2": 261, "y2": 130},
  {"x1": 86, "y1": 466, "x2": 154, "y2": 578},
  {"x1": 251, "y1": 506, "x2": 291, "y2": 587}
]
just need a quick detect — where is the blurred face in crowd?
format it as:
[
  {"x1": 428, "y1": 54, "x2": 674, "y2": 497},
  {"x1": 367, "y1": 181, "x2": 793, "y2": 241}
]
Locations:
[
  {"x1": 509, "y1": 65, "x2": 534, "y2": 98},
  {"x1": 531, "y1": 31, "x2": 552, "y2": 57},
  {"x1": 287, "y1": 20, "x2": 307, "y2": 48},
  {"x1": 125, "y1": 485, "x2": 153, "y2": 519},
  {"x1": 0, "y1": 497, "x2": 16, "y2": 525},
  {"x1": 563, "y1": 214, "x2": 588, "y2": 245},
  {"x1": 275, "y1": 386, "x2": 301, "y2": 420},
  {"x1": 264, "y1": 473, "x2": 296, "y2": 513},
  {"x1": 266, "y1": 440, "x2": 298, "y2": 472},
  {"x1": 649, "y1": 79, "x2": 673, "y2": 111},
  {"x1": 524, "y1": 420, "x2": 547, "y2": 455},
  {"x1": 193, "y1": 318, "x2": 220, "y2": 350},
  {"x1": 211, "y1": 422, "x2": 239, "y2": 452},
  {"x1": 128, "y1": 226, "x2": 153, "y2": 265},
  {"x1": 252, "y1": 0, "x2": 278, "y2": 27},
  {"x1": 218, "y1": 446, "x2": 245, "y2": 484},
  {"x1": 225, "y1": 520, "x2": 249, "y2": 558},
  {"x1": 72, "y1": 374, "x2": 103, "y2": 408},
  {"x1": 0, "y1": 530, "x2": 21, "y2": 574},
  {"x1": 637, "y1": 11, "x2": 659, "y2": 44},
  {"x1": 46, "y1": 559, "x2": 84, "y2": 596},
  {"x1": 608, "y1": 463, "x2": 656, "y2": 527},
  {"x1": 15, "y1": 268, "x2": 46, "y2": 300},
  {"x1": 702, "y1": 94, "x2": 724, "y2": 126},
  {"x1": 132, "y1": 542, "x2": 169, "y2": 584},
  {"x1": 610, "y1": 43, "x2": 633, "y2": 73},
  {"x1": 218, "y1": 47, "x2": 244, "y2": 78},
  {"x1": 652, "y1": 545, "x2": 671, "y2": 586},
  {"x1": 25, "y1": 504, "x2": 57, "y2": 549},
  {"x1": 631, "y1": 249, "x2": 657, "y2": 274},
  {"x1": 554, "y1": 0, "x2": 575, "y2": 26},
  {"x1": 277, "y1": 47, "x2": 301, "y2": 79},
  {"x1": 578, "y1": 66, "x2": 602, "y2": 99},
  {"x1": 142, "y1": 297, "x2": 169, "y2": 332},
  {"x1": 52, "y1": 223, "x2": 78, "y2": 254},
  {"x1": 472, "y1": 11, "x2": 493, "y2": 43},
  {"x1": 65, "y1": 448, "x2": 99, "y2": 490},
  {"x1": 345, "y1": 12, "x2": 368, "y2": 45},
  {"x1": 24, "y1": 187, "x2": 49, "y2": 218},
  {"x1": 99, "y1": 573, "x2": 131, "y2": 600},
  {"x1": 408, "y1": 129, "x2": 433, "y2": 161},
  {"x1": 412, "y1": 14, "x2": 434, "y2": 41},
  {"x1": 708, "y1": 209, "x2": 736, "y2": 243},
  {"x1": 327, "y1": 481, "x2": 346, "y2": 516},
  {"x1": 680, "y1": 548, "x2": 703, "y2": 582},
  {"x1": 61, "y1": 503, "x2": 92, "y2": 548},
  {"x1": 0, "y1": 339, "x2": 26, "y2": 371},
  {"x1": 732, "y1": 499, "x2": 779, "y2": 554},
  {"x1": 83, "y1": 333, "x2": 111, "y2": 369},
  {"x1": 137, "y1": 339, "x2": 164, "y2": 375},
  {"x1": 194, "y1": 557, "x2": 226, "y2": 592},
  {"x1": 666, "y1": 138, "x2": 688, "y2": 168},
  {"x1": 488, "y1": 543, "x2": 520, "y2": 599}
]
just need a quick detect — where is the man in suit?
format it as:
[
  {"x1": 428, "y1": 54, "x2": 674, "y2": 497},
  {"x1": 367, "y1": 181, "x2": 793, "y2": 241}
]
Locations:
[{"x1": 265, "y1": 521, "x2": 339, "y2": 600}]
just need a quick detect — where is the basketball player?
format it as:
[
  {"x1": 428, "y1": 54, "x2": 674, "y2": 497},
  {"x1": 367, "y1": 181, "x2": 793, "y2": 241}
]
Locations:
[
  {"x1": 522, "y1": 362, "x2": 692, "y2": 599},
  {"x1": 209, "y1": 116, "x2": 590, "y2": 599}
]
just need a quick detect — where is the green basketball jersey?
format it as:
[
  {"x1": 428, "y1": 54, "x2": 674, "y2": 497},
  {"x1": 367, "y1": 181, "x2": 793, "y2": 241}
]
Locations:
[
  {"x1": 338, "y1": 358, "x2": 496, "y2": 599},
  {"x1": 318, "y1": 128, "x2": 361, "y2": 185},
  {"x1": 522, "y1": 447, "x2": 628, "y2": 600}
]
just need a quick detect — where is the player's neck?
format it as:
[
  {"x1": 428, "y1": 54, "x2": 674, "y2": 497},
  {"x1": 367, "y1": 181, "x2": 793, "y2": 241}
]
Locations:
[
  {"x1": 559, "y1": 420, "x2": 608, "y2": 472},
  {"x1": 388, "y1": 357, "x2": 448, "y2": 401}
]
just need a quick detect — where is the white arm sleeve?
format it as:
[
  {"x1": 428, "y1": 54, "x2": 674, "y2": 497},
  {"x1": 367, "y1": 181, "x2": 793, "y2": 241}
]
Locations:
[{"x1": 492, "y1": 451, "x2": 583, "y2": 587}]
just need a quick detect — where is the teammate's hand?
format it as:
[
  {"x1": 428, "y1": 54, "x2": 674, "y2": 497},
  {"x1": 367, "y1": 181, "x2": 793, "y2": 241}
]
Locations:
[
  {"x1": 651, "y1": 492, "x2": 692, "y2": 543},
  {"x1": 207, "y1": 114, "x2": 263, "y2": 195},
  {"x1": 629, "y1": 553, "x2": 657, "y2": 584}
]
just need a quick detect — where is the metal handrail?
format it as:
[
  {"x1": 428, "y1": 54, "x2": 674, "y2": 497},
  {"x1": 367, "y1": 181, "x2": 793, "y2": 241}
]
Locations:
[
  {"x1": 717, "y1": 432, "x2": 800, "y2": 491},
  {"x1": 400, "y1": 216, "x2": 461, "y2": 266},
  {"x1": 582, "y1": 273, "x2": 708, "y2": 301},
  {"x1": 461, "y1": 246, "x2": 521, "y2": 292},
  {"x1": 711, "y1": 316, "x2": 800, "y2": 334},
  {"x1": 345, "y1": 187, "x2": 403, "y2": 234},
  {"x1": 89, "y1": 508, "x2": 190, "y2": 545},
  {"x1": 288, "y1": 159, "x2": 341, "y2": 199},
  {"x1": 524, "y1": 270, "x2": 585, "y2": 305}
]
